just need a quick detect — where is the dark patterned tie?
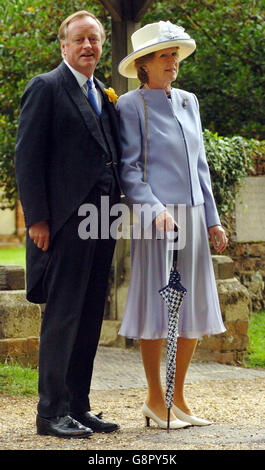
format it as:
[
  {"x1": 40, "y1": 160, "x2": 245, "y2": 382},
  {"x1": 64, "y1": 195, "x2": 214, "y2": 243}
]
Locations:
[{"x1": 86, "y1": 78, "x2": 101, "y2": 116}]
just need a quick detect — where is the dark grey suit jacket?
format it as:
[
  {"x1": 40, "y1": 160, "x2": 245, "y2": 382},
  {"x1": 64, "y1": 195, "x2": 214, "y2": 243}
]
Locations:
[{"x1": 15, "y1": 61, "x2": 121, "y2": 302}]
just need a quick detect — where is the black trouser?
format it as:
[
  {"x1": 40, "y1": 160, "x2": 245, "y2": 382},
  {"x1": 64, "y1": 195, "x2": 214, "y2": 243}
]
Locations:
[{"x1": 37, "y1": 180, "x2": 119, "y2": 418}]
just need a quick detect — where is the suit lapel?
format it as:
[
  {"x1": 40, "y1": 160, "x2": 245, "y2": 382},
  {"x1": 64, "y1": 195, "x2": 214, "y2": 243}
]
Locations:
[{"x1": 58, "y1": 62, "x2": 108, "y2": 154}]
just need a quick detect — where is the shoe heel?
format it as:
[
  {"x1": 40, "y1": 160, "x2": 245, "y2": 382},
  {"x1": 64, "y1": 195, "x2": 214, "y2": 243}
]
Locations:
[
  {"x1": 36, "y1": 420, "x2": 50, "y2": 436},
  {"x1": 36, "y1": 415, "x2": 47, "y2": 436},
  {"x1": 145, "y1": 416, "x2": 150, "y2": 427},
  {"x1": 37, "y1": 427, "x2": 49, "y2": 436}
]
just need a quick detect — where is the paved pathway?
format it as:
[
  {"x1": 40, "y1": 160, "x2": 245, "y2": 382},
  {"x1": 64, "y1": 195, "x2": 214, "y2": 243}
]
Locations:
[
  {"x1": 89, "y1": 347, "x2": 265, "y2": 451},
  {"x1": 91, "y1": 346, "x2": 265, "y2": 390}
]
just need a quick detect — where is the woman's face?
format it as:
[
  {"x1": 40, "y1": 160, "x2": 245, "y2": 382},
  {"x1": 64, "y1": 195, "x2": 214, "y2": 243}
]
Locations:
[{"x1": 145, "y1": 47, "x2": 179, "y2": 89}]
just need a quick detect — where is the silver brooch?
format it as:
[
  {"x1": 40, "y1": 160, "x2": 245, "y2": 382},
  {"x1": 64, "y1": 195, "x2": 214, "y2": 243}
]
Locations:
[{"x1": 182, "y1": 98, "x2": 188, "y2": 108}]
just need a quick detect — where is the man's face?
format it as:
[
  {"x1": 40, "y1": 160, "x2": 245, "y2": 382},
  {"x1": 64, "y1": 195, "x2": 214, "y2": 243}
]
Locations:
[{"x1": 61, "y1": 16, "x2": 102, "y2": 77}]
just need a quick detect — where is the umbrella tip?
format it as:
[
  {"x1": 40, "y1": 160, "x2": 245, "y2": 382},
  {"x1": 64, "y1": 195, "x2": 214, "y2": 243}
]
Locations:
[{"x1": 167, "y1": 408, "x2": 170, "y2": 433}]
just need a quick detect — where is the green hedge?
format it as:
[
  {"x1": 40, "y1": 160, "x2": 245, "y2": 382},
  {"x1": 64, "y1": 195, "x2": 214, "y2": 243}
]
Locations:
[{"x1": 203, "y1": 130, "x2": 265, "y2": 219}]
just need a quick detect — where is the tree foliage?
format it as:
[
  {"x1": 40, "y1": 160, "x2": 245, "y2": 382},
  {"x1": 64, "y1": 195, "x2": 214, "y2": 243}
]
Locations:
[
  {"x1": 0, "y1": 0, "x2": 110, "y2": 207},
  {"x1": 143, "y1": 0, "x2": 265, "y2": 139},
  {"x1": 0, "y1": 0, "x2": 264, "y2": 212}
]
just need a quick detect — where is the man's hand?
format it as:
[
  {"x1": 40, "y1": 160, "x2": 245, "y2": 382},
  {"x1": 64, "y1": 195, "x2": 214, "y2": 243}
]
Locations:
[
  {"x1": 29, "y1": 221, "x2": 50, "y2": 252},
  {"x1": 154, "y1": 210, "x2": 176, "y2": 232},
  {"x1": 208, "y1": 225, "x2": 228, "y2": 254}
]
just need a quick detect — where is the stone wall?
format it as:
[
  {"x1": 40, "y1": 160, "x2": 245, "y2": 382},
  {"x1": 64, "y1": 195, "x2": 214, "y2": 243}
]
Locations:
[
  {"x1": 219, "y1": 176, "x2": 265, "y2": 313},
  {"x1": 0, "y1": 263, "x2": 127, "y2": 365},
  {"x1": 225, "y1": 242, "x2": 265, "y2": 312},
  {"x1": 194, "y1": 255, "x2": 250, "y2": 365},
  {"x1": 228, "y1": 155, "x2": 265, "y2": 311},
  {"x1": 0, "y1": 255, "x2": 252, "y2": 366},
  {"x1": 0, "y1": 265, "x2": 41, "y2": 366}
]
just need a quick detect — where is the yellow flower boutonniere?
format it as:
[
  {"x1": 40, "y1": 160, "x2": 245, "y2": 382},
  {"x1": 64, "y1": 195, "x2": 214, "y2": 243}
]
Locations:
[{"x1": 104, "y1": 87, "x2": 118, "y2": 105}]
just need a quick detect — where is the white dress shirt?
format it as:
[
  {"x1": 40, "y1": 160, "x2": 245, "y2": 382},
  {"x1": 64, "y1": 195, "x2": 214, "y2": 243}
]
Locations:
[{"x1": 63, "y1": 59, "x2": 102, "y2": 112}]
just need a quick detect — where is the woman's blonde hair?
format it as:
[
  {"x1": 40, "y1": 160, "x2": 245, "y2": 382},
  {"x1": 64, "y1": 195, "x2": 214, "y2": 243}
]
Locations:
[
  {"x1": 58, "y1": 10, "x2": 105, "y2": 43},
  {"x1": 134, "y1": 52, "x2": 155, "y2": 84}
]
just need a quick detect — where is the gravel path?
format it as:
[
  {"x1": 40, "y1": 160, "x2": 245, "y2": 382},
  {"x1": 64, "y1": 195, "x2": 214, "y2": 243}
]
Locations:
[{"x1": 0, "y1": 347, "x2": 264, "y2": 452}]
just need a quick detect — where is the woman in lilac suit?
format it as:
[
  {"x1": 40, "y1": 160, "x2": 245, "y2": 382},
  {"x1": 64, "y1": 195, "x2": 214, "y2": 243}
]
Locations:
[{"x1": 117, "y1": 21, "x2": 228, "y2": 430}]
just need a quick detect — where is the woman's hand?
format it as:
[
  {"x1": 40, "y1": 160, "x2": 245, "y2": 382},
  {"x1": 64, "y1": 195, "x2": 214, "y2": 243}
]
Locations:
[
  {"x1": 29, "y1": 220, "x2": 50, "y2": 252},
  {"x1": 208, "y1": 225, "x2": 228, "y2": 254},
  {"x1": 154, "y1": 210, "x2": 176, "y2": 232}
]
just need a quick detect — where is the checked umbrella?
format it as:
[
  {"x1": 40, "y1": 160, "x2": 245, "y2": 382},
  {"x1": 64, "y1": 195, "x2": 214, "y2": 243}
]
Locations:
[{"x1": 159, "y1": 227, "x2": 187, "y2": 432}]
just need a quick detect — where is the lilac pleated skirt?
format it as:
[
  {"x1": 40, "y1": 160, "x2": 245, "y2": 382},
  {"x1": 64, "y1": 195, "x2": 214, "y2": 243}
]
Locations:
[{"x1": 118, "y1": 204, "x2": 226, "y2": 340}]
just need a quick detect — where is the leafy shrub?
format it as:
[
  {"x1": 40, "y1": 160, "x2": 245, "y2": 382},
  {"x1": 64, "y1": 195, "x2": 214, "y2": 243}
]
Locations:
[{"x1": 203, "y1": 130, "x2": 265, "y2": 219}]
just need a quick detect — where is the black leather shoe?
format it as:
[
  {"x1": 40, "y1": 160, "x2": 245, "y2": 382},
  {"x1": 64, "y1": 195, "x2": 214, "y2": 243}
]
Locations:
[
  {"x1": 36, "y1": 414, "x2": 93, "y2": 438},
  {"x1": 70, "y1": 411, "x2": 120, "y2": 433}
]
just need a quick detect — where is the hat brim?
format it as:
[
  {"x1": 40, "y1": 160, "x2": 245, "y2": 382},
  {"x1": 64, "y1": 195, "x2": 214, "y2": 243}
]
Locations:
[{"x1": 118, "y1": 39, "x2": 196, "y2": 78}]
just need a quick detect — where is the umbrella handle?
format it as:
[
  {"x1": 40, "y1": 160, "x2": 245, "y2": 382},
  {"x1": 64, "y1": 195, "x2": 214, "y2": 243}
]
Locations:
[{"x1": 173, "y1": 225, "x2": 179, "y2": 266}]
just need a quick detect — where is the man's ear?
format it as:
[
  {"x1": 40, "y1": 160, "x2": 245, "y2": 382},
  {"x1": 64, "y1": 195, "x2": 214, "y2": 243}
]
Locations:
[{"x1": 60, "y1": 41, "x2": 66, "y2": 58}]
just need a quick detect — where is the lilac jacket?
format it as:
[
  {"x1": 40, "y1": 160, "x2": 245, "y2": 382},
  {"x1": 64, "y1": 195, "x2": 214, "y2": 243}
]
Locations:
[{"x1": 117, "y1": 87, "x2": 220, "y2": 228}]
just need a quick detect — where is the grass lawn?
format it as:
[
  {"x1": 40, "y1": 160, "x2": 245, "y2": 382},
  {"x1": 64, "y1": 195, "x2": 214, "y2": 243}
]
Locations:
[
  {"x1": 0, "y1": 246, "x2": 26, "y2": 269},
  {"x1": 0, "y1": 361, "x2": 38, "y2": 396},
  {"x1": 245, "y1": 310, "x2": 265, "y2": 369}
]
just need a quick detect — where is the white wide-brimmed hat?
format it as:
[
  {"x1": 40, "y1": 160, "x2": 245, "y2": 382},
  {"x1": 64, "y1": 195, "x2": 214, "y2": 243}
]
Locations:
[{"x1": 118, "y1": 21, "x2": 196, "y2": 79}]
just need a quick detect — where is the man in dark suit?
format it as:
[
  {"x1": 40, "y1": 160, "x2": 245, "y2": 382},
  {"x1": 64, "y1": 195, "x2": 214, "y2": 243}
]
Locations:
[{"x1": 15, "y1": 10, "x2": 121, "y2": 438}]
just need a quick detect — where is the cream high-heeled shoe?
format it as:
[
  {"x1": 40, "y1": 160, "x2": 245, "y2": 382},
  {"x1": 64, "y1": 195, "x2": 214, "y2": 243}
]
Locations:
[
  {"x1": 142, "y1": 403, "x2": 190, "y2": 430},
  {"x1": 172, "y1": 404, "x2": 212, "y2": 426}
]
